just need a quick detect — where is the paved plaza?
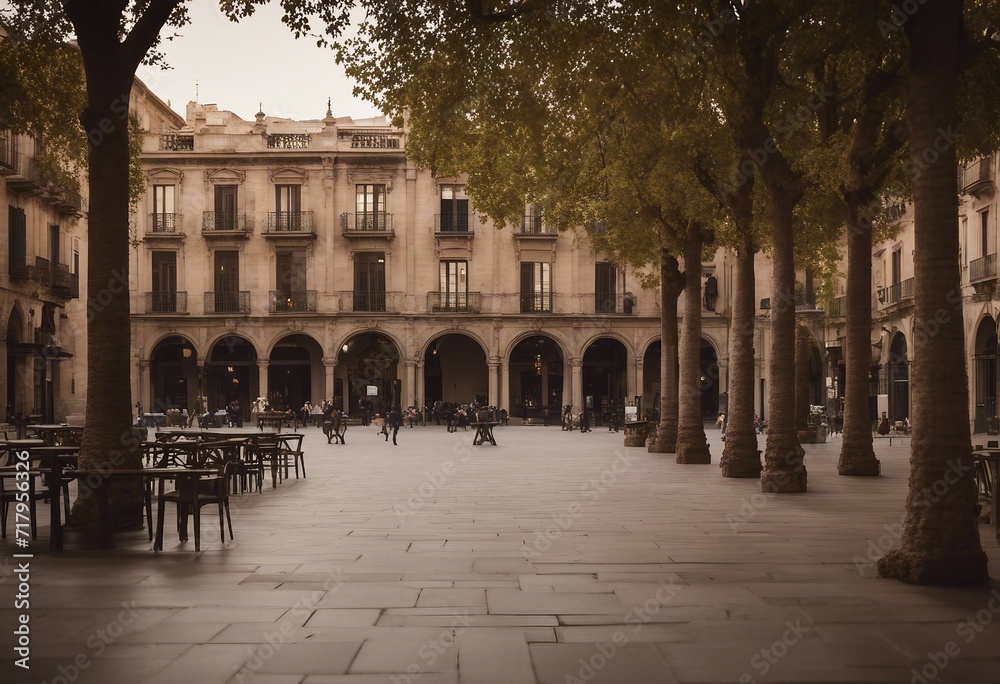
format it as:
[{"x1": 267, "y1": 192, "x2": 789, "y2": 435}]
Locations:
[{"x1": 2, "y1": 424, "x2": 999, "y2": 683}]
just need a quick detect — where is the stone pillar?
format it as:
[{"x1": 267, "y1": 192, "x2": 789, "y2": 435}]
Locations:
[
  {"x1": 571, "y1": 357, "x2": 584, "y2": 413},
  {"x1": 634, "y1": 360, "x2": 644, "y2": 409},
  {"x1": 257, "y1": 360, "x2": 269, "y2": 403},
  {"x1": 500, "y1": 358, "x2": 510, "y2": 411},
  {"x1": 138, "y1": 359, "x2": 150, "y2": 412},
  {"x1": 488, "y1": 359, "x2": 499, "y2": 406},
  {"x1": 322, "y1": 356, "x2": 336, "y2": 402},
  {"x1": 414, "y1": 360, "x2": 424, "y2": 410},
  {"x1": 404, "y1": 360, "x2": 416, "y2": 408}
]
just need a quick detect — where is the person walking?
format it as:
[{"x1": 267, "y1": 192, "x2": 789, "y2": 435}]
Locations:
[{"x1": 387, "y1": 405, "x2": 402, "y2": 445}]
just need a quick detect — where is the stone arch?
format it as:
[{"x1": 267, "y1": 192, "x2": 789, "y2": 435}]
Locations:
[
  {"x1": 267, "y1": 333, "x2": 325, "y2": 413},
  {"x1": 973, "y1": 315, "x2": 996, "y2": 433},
  {"x1": 887, "y1": 331, "x2": 910, "y2": 424},
  {"x1": 581, "y1": 336, "x2": 630, "y2": 425},
  {"x1": 148, "y1": 335, "x2": 200, "y2": 414},
  {"x1": 507, "y1": 334, "x2": 567, "y2": 423},
  {"x1": 423, "y1": 331, "x2": 489, "y2": 406},
  {"x1": 336, "y1": 330, "x2": 403, "y2": 417},
  {"x1": 204, "y1": 334, "x2": 259, "y2": 418}
]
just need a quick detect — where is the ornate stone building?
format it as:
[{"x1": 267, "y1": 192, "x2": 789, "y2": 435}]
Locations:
[{"x1": 130, "y1": 101, "x2": 796, "y2": 424}]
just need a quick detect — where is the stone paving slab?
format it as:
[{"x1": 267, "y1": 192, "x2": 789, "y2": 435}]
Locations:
[{"x1": 1, "y1": 426, "x2": 998, "y2": 684}]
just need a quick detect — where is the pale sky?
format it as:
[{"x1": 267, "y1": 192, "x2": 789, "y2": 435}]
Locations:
[{"x1": 136, "y1": 0, "x2": 382, "y2": 123}]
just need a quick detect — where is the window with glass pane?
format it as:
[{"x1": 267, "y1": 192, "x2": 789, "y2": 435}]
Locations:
[
  {"x1": 153, "y1": 185, "x2": 175, "y2": 231},
  {"x1": 214, "y1": 250, "x2": 240, "y2": 313},
  {"x1": 214, "y1": 185, "x2": 237, "y2": 230},
  {"x1": 439, "y1": 261, "x2": 468, "y2": 311},
  {"x1": 439, "y1": 185, "x2": 469, "y2": 232},
  {"x1": 520, "y1": 262, "x2": 551, "y2": 312},
  {"x1": 356, "y1": 184, "x2": 386, "y2": 230},
  {"x1": 276, "y1": 249, "x2": 307, "y2": 312},
  {"x1": 595, "y1": 262, "x2": 617, "y2": 313},
  {"x1": 152, "y1": 251, "x2": 177, "y2": 312},
  {"x1": 524, "y1": 203, "x2": 544, "y2": 233},
  {"x1": 8, "y1": 206, "x2": 27, "y2": 278},
  {"x1": 275, "y1": 184, "x2": 301, "y2": 230},
  {"x1": 354, "y1": 252, "x2": 386, "y2": 311}
]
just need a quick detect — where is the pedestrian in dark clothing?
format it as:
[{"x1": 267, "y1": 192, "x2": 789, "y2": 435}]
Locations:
[{"x1": 387, "y1": 406, "x2": 402, "y2": 445}]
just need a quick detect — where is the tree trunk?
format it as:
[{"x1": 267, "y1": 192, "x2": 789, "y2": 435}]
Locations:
[
  {"x1": 838, "y1": 194, "x2": 881, "y2": 476},
  {"x1": 760, "y1": 198, "x2": 807, "y2": 492},
  {"x1": 721, "y1": 233, "x2": 761, "y2": 477},
  {"x1": 878, "y1": 0, "x2": 989, "y2": 585},
  {"x1": 649, "y1": 248, "x2": 684, "y2": 454},
  {"x1": 68, "y1": 42, "x2": 145, "y2": 535},
  {"x1": 676, "y1": 226, "x2": 711, "y2": 464},
  {"x1": 794, "y1": 324, "x2": 812, "y2": 439}
]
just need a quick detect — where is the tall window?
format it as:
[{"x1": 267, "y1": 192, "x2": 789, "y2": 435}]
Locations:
[
  {"x1": 439, "y1": 261, "x2": 468, "y2": 311},
  {"x1": 49, "y1": 224, "x2": 60, "y2": 265},
  {"x1": 276, "y1": 249, "x2": 307, "y2": 312},
  {"x1": 981, "y1": 208, "x2": 990, "y2": 257},
  {"x1": 354, "y1": 252, "x2": 386, "y2": 312},
  {"x1": 523, "y1": 203, "x2": 544, "y2": 234},
  {"x1": 520, "y1": 262, "x2": 551, "y2": 313},
  {"x1": 8, "y1": 206, "x2": 27, "y2": 278},
  {"x1": 439, "y1": 185, "x2": 469, "y2": 232},
  {"x1": 71, "y1": 237, "x2": 80, "y2": 275},
  {"x1": 275, "y1": 184, "x2": 301, "y2": 231},
  {"x1": 214, "y1": 185, "x2": 238, "y2": 230},
  {"x1": 214, "y1": 250, "x2": 240, "y2": 313},
  {"x1": 356, "y1": 184, "x2": 386, "y2": 230},
  {"x1": 595, "y1": 262, "x2": 617, "y2": 313},
  {"x1": 152, "y1": 184, "x2": 175, "y2": 231},
  {"x1": 890, "y1": 248, "x2": 902, "y2": 304},
  {"x1": 151, "y1": 251, "x2": 177, "y2": 312}
]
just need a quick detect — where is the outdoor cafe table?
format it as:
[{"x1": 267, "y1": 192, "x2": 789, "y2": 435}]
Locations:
[
  {"x1": 471, "y1": 422, "x2": 499, "y2": 446},
  {"x1": 27, "y1": 424, "x2": 84, "y2": 446},
  {"x1": 973, "y1": 450, "x2": 999, "y2": 544},
  {"x1": 48, "y1": 466, "x2": 219, "y2": 550}
]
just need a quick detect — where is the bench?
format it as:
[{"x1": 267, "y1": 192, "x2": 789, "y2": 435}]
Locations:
[
  {"x1": 257, "y1": 412, "x2": 298, "y2": 433},
  {"x1": 322, "y1": 418, "x2": 348, "y2": 444}
]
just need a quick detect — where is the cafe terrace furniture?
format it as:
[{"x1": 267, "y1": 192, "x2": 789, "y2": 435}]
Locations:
[
  {"x1": 277, "y1": 433, "x2": 306, "y2": 479},
  {"x1": 154, "y1": 441, "x2": 236, "y2": 552}
]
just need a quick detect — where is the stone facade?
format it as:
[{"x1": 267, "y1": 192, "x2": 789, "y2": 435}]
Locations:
[{"x1": 130, "y1": 102, "x2": 794, "y2": 424}]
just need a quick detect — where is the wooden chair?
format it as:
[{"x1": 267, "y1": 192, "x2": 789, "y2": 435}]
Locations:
[
  {"x1": 251, "y1": 434, "x2": 283, "y2": 489},
  {"x1": 154, "y1": 441, "x2": 234, "y2": 552},
  {"x1": 277, "y1": 434, "x2": 305, "y2": 479}
]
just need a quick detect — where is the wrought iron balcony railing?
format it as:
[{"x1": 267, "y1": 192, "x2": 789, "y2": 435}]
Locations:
[
  {"x1": 520, "y1": 291, "x2": 553, "y2": 313},
  {"x1": 202, "y1": 211, "x2": 252, "y2": 234},
  {"x1": 269, "y1": 290, "x2": 317, "y2": 313},
  {"x1": 146, "y1": 291, "x2": 188, "y2": 314},
  {"x1": 333, "y1": 291, "x2": 403, "y2": 313},
  {"x1": 341, "y1": 212, "x2": 394, "y2": 234},
  {"x1": 149, "y1": 213, "x2": 182, "y2": 234},
  {"x1": 517, "y1": 215, "x2": 555, "y2": 235},
  {"x1": 594, "y1": 292, "x2": 637, "y2": 315},
  {"x1": 971, "y1": 253, "x2": 998, "y2": 283},
  {"x1": 427, "y1": 291, "x2": 482, "y2": 313},
  {"x1": 267, "y1": 134, "x2": 311, "y2": 149},
  {"x1": 961, "y1": 157, "x2": 994, "y2": 194},
  {"x1": 435, "y1": 213, "x2": 472, "y2": 233},
  {"x1": 266, "y1": 211, "x2": 314, "y2": 233},
  {"x1": 204, "y1": 291, "x2": 250, "y2": 315},
  {"x1": 899, "y1": 277, "x2": 914, "y2": 300},
  {"x1": 51, "y1": 263, "x2": 72, "y2": 298}
]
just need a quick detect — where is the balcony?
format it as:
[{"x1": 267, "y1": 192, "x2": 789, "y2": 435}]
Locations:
[
  {"x1": 269, "y1": 290, "x2": 317, "y2": 313},
  {"x1": 427, "y1": 291, "x2": 482, "y2": 313},
  {"x1": 520, "y1": 292, "x2": 553, "y2": 314},
  {"x1": 828, "y1": 295, "x2": 846, "y2": 318},
  {"x1": 961, "y1": 157, "x2": 994, "y2": 196},
  {"x1": 146, "y1": 213, "x2": 184, "y2": 236},
  {"x1": 265, "y1": 211, "x2": 315, "y2": 235},
  {"x1": 594, "y1": 292, "x2": 637, "y2": 315},
  {"x1": 159, "y1": 133, "x2": 194, "y2": 151},
  {"x1": 267, "y1": 134, "x2": 311, "y2": 149},
  {"x1": 971, "y1": 253, "x2": 998, "y2": 283},
  {"x1": 6, "y1": 152, "x2": 45, "y2": 193},
  {"x1": 341, "y1": 212, "x2": 395, "y2": 237},
  {"x1": 145, "y1": 291, "x2": 188, "y2": 314},
  {"x1": 334, "y1": 290, "x2": 403, "y2": 313},
  {"x1": 202, "y1": 211, "x2": 252, "y2": 237},
  {"x1": 32, "y1": 256, "x2": 52, "y2": 287},
  {"x1": 204, "y1": 291, "x2": 250, "y2": 315},
  {"x1": 516, "y1": 215, "x2": 557, "y2": 238},
  {"x1": 51, "y1": 263, "x2": 75, "y2": 298},
  {"x1": 434, "y1": 214, "x2": 473, "y2": 235}
]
